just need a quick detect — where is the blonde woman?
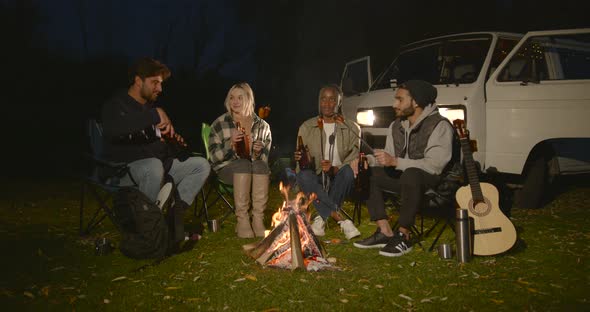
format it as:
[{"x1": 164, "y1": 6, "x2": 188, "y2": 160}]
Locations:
[{"x1": 208, "y1": 83, "x2": 272, "y2": 238}]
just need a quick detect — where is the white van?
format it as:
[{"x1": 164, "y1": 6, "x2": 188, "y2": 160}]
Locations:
[{"x1": 340, "y1": 29, "x2": 590, "y2": 208}]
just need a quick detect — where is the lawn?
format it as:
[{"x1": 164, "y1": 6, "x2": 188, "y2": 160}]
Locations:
[{"x1": 1, "y1": 177, "x2": 589, "y2": 311}]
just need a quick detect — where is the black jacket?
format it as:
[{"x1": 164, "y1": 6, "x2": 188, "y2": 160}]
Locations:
[{"x1": 100, "y1": 90, "x2": 168, "y2": 164}]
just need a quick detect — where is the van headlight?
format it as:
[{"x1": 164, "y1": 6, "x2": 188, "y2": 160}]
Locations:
[
  {"x1": 438, "y1": 105, "x2": 466, "y2": 124},
  {"x1": 356, "y1": 110, "x2": 375, "y2": 126}
]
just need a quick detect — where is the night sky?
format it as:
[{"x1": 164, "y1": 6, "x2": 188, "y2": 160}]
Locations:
[{"x1": 1, "y1": 0, "x2": 588, "y2": 178}]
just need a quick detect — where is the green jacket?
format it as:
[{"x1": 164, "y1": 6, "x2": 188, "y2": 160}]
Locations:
[{"x1": 296, "y1": 117, "x2": 360, "y2": 175}]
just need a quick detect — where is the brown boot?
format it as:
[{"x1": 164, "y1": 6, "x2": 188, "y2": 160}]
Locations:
[
  {"x1": 251, "y1": 174, "x2": 269, "y2": 237},
  {"x1": 233, "y1": 173, "x2": 254, "y2": 238}
]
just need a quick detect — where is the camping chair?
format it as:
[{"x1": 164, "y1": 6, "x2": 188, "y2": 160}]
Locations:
[
  {"x1": 384, "y1": 188, "x2": 457, "y2": 252},
  {"x1": 194, "y1": 123, "x2": 235, "y2": 224},
  {"x1": 79, "y1": 119, "x2": 136, "y2": 236}
]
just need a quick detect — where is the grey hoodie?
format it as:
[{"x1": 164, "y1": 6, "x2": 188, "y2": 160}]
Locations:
[{"x1": 369, "y1": 104, "x2": 453, "y2": 175}]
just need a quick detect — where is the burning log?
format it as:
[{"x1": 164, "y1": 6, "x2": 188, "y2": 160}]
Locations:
[{"x1": 243, "y1": 183, "x2": 334, "y2": 271}]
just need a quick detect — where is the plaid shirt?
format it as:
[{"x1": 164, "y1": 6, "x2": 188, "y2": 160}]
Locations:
[{"x1": 208, "y1": 112, "x2": 272, "y2": 171}]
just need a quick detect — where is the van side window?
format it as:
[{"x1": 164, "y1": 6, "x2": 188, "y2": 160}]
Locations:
[
  {"x1": 498, "y1": 34, "x2": 590, "y2": 82},
  {"x1": 487, "y1": 38, "x2": 518, "y2": 81}
]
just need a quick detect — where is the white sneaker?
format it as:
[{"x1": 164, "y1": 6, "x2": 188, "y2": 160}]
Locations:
[
  {"x1": 155, "y1": 182, "x2": 174, "y2": 211},
  {"x1": 339, "y1": 219, "x2": 361, "y2": 240},
  {"x1": 311, "y1": 215, "x2": 326, "y2": 236}
]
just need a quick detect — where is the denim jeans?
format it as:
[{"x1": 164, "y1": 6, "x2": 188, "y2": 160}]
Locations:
[
  {"x1": 118, "y1": 156, "x2": 210, "y2": 205},
  {"x1": 296, "y1": 165, "x2": 354, "y2": 219}
]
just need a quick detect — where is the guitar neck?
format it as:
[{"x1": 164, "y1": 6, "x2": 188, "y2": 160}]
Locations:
[{"x1": 460, "y1": 138, "x2": 485, "y2": 203}]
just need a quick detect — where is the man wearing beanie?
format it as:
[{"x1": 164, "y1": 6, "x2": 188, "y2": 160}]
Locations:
[{"x1": 352, "y1": 80, "x2": 454, "y2": 257}]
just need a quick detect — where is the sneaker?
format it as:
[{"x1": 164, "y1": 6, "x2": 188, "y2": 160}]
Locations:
[
  {"x1": 353, "y1": 228, "x2": 393, "y2": 249},
  {"x1": 311, "y1": 215, "x2": 325, "y2": 236},
  {"x1": 379, "y1": 231, "x2": 413, "y2": 257},
  {"x1": 339, "y1": 219, "x2": 361, "y2": 240},
  {"x1": 155, "y1": 182, "x2": 174, "y2": 211}
]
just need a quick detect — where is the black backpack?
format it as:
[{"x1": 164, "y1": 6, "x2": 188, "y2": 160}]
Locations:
[{"x1": 113, "y1": 187, "x2": 170, "y2": 259}]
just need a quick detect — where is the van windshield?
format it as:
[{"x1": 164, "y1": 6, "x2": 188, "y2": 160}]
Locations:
[{"x1": 371, "y1": 34, "x2": 493, "y2": 90}]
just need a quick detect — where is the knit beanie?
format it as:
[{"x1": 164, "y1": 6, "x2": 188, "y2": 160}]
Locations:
[{"x1": 402, "y1": 80, "x2": 437, "y2": 108}]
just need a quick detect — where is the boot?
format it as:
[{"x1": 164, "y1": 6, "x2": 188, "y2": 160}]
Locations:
[
  {"x1": 233, "y1": 173, "x2": 254, "y2": 238},
  {"x1": 251, "y1": 174, "x2": 269, "y2": 237}
]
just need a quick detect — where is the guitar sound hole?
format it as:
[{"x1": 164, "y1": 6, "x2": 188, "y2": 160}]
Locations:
[{"x1": 469, "y1": 198, "x2": 492, "y2": 217}]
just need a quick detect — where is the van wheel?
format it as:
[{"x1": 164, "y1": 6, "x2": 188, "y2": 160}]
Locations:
[{"x1": 517, "y1": 157, "x2": 551, "y2": 209}]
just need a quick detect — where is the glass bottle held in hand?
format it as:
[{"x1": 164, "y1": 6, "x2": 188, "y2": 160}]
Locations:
[
  {"x1": 296, "y1": 135, "x2": 312, "y2": 170},
  {"x1": 234, "y1": 121, "x2": 250, "y2": 159},
  {"x1": 355, "y1": 152, "x2": 370, "y2": 199}
]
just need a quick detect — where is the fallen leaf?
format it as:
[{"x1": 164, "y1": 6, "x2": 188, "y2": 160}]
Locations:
[
  {"x1": 527, "y1": 287, "x2": 539, "y2": 293},
  {"x1": 103, "y1": 299, "x2": 110, "y2": 304},
  {"x1": 288, "y1": 299, "x2": 304, "y2": 303},
  {"x1": 244, "y1": 274, "x2": 257, "y2": 281},
  {"x1": 410, "y1": 261, "x2": 416, "y2": 267},
  {"x1": 165, "y1": 287, "x2": 181, "y2": 290},
  {"x1": 398, "y1": 294, "x2": 413, "y2": 301},
  {"x1": 490, "y1": 299, "x2": 504, "y2": 304},
  {"x1": 234, "y1": 278, "x2": 246, "y2": 282},
  {"x1": 23, "y1": 291, "x2": 35, "y2": 299},
  {"x1": 41, "y1": 286, "x2": 50, "y2": 297},
  {"x1": 50, "y1": 266, "x2": 65, "y2": 272},
  {"x1": 339, "y1": 298, "x2": 349, "y2": 303},
  {"x1": 111, "y1": 276, "x2": 127, "y2": 282},
  {"x1": 516, "y1": 278, "x2": 530, "y2": 285},
  {"x1": 193, "y1": 276, "x2": 201, "y2": 282},
  {"x1": 375, "y1": 285, "x2": 384, "y2": 289}
]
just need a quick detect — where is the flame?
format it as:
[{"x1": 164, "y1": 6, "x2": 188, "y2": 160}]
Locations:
[
  {"x1": 258, "y1": 106, "x2": 271, "y2": 119},
  {"x1": 245, "y1": 182, "x2": 331, "y2": 270}
]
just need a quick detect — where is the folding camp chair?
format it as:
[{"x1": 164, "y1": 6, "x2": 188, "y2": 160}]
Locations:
[
  {"x1": 195, "y1": 123, "x2": 235, "y2": 224},
  {"x1": 79, "y1": 119, "x2": 136, "y2": 236},
  {"x1": 385, "y1": 188, "x2": 456, "y2": 252}
]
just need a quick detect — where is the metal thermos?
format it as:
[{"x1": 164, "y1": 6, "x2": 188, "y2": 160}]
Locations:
[{"x1": 455, "y1": 209, "x2": 471, "y2": 263}]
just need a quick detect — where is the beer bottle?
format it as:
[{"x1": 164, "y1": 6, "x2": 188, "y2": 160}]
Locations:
[
  {"x1": 355, "y1": 153, "x2": 370, "y2": 199},
  {"x1": 234, "y1": 121, "x2": 250, "y2": 159},
  {"x1": 297, "y1": 136, "x2": 311, "y2": 170}
]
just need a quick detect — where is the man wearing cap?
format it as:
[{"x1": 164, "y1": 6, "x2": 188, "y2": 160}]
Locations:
[{"x1": 351, "y1": 80, "x2": 454, "y2": 257}]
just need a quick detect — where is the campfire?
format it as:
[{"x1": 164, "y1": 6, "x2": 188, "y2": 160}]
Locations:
[{"x1": 242, "y1": 183, "x2": 333, "y2": 271}]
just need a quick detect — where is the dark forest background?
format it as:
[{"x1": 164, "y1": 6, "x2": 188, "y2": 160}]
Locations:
[{"x1": 1, "y1": 0, "x2": 587, "y2": 178}]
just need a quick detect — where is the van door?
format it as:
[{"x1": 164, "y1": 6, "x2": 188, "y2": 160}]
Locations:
[
  {"x1": 485, "y1": 28, "x2": 590, "y2": 175},
  {"x1": 340, "y1": 56, "x2": 373, "y2": 119}
]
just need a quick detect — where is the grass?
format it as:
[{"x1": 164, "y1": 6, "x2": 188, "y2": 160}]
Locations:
[{"x1": 0, "y1": 177, "x2": 589, "y2": 311}]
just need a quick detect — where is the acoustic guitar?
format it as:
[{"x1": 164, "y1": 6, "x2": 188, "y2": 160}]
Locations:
[{"x1": 453, "y1": 119, "x2": 517, "y2": 256}]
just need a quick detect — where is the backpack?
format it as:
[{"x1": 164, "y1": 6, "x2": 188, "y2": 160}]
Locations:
[{"x1": 113, "y1": 187, "x2": 170, "y2": 259}]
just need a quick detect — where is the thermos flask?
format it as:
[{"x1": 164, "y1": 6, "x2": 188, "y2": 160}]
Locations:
[{"x1": 455, "y1": 209, "x2": 471, "y2": 263}]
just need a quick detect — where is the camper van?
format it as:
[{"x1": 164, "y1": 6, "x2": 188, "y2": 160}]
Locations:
[{"x1": 340, "y1": 28, "x2": 590, "y2": 208}]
